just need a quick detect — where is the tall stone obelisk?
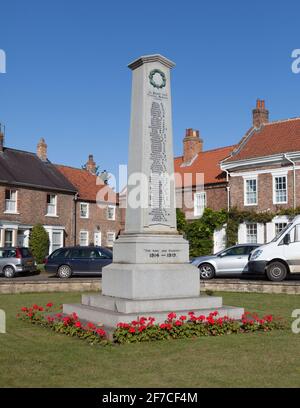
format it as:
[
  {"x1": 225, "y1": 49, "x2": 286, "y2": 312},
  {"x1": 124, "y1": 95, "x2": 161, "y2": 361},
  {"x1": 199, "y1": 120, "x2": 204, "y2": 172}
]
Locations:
[
  {"x1": 102, "y1": 54, "x2": 200, "y2": 300},
  {"x1": 63, "y1": 55, "x2": 243, "y2": 328}
]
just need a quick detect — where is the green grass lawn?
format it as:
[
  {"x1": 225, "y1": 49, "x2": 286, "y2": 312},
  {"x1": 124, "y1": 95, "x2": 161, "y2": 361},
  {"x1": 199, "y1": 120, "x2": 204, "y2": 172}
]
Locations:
[{"x1": 0, "y1": 291, "x2": 299, "y2": 388}]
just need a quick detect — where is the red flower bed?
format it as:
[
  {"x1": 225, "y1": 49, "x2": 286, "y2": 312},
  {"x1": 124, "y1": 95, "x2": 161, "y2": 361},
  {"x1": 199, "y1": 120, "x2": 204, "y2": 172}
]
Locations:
[
  {"x1": 17, "y1": 303, "x2": 286, "y2": 346},
  {"x1": 113, "y1": 311, "x2": 286, "y2": 344},
  {"x1": 17, "y1": 303, "x2": 108, "y2": 345}
]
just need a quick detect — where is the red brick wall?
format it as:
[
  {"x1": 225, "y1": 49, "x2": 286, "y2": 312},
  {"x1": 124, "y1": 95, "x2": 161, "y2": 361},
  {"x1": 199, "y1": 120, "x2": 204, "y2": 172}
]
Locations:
[
  {"x1": 0, "y1": 185, "x2": 75, "y2": 245},
  {"x1": 229, "y1": 165, "x2": 298, "y2": 211},
  {"x1": 75, "y1": 200, "x2": 122, "y2": 247}
]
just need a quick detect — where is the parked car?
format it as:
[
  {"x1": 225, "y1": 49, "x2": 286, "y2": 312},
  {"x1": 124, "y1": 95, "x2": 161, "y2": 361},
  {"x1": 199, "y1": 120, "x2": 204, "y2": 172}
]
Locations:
[
  {"x1": 249, "y1": 215, "x2": 300, "y2": 281},
  {"x1": 44, "y1": 246, "x2": 113, "y2": 278},
  {"x1": 0, "y1": 247, "x2": 36, "y2": 278},
  {"x1": 191, "y1": 244, "x2": 261, "y2": 279}
]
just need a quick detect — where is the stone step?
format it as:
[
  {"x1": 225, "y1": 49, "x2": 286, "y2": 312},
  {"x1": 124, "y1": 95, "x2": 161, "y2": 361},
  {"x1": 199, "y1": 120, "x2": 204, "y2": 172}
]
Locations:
[
  {"x1": 82, "y1": 294, "x2": 223, "y2": 314},
  {"x1": 63, "y1": 303, "x2": 244, "y2": 329}
]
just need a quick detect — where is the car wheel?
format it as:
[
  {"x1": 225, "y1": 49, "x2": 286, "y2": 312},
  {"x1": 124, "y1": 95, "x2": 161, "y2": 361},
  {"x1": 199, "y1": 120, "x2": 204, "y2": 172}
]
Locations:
[
  {"x1": 266, "y1": 262, "x2": 287, "y2": 282},
  {"x1": 57, "y1": 265, "x2": 72, "y2": 279},
  {"x1": 3, "y1": 266, "x2": 16, "y2": 278},
  {"x1": 199, "y1": 263, "x2": 215, "y2": 280}
]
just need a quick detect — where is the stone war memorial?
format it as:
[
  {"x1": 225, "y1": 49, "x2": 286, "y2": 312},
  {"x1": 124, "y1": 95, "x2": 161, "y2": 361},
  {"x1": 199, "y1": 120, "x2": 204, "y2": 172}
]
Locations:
[{"x1": 63, "y1": 54, "x2": 244, "y2": 330}]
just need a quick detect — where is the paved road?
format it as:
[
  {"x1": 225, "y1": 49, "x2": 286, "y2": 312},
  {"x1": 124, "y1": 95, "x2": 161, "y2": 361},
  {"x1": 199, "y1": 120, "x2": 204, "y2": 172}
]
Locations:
[{"x1": 1, "y1": 271, "x2": 300, "y2": 283}]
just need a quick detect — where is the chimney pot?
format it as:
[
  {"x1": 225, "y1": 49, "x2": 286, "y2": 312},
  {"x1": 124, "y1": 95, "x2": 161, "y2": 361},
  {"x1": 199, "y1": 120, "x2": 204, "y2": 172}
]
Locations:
[
  {"x1": 252, "y1": 99, "x2": 269, "y2": 128},
  {"x1": 86, "y1": 154, "x2": 97, "y2": 174}
]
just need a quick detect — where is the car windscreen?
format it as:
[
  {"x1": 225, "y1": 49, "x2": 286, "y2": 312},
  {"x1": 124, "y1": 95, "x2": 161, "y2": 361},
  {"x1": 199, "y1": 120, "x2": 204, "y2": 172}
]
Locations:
[{"x1": 271, "y1": 223, "x2": 292, "y2": 243}]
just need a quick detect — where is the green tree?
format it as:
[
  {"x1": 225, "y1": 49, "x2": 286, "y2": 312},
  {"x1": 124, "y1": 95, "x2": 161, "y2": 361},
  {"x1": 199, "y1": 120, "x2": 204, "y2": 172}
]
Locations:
[{"x1": 29, "y1": 224, "x2": 50, "y2": 264}]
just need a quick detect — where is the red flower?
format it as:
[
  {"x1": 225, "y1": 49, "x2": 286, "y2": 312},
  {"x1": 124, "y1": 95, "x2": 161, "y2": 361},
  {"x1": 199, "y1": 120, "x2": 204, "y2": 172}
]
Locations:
[
  {"x1": 71, "y1": 313, "x2": 78, "y2": 321},
  {"x1": 21, "y1": 307, "x2": 28, "y2": 312},
  {"x1": 39, "y1": 307, "x2": 44, "y2": 311},
  {"x1": 174, "y1": 320, "x2": 182, "y2": 326},
  {"x1": 138, "y1": 325, "x2": 146, "y2": 332},
  {"x1": 55, "y1": 313, "x2": 62, "y2": 319},
  {"x1": 129, "y1": 327, "x2": 136, "y2": 333},
  {"x1": 167, "y1": 312, "x2": 177, "y2": 320},
  {"x1": 33, "y1": 304, "x2": 39, "y2": 310},
  {"x1": 96, "y1": 328, "x2": 106, "y2": 337},
  {"x1": 46, "y1": 302, "x2": 53, "y2": 308},
  {"x1": 87, "y1": 322, "x2": 96, "y2": 330},
  {"x1": 197, "y1": 315, "x2": 205, "y2": 321},
  {"x1": 28, "y1": 313, "x2": 33, "y2": 318},
  {"x1": 75, "y1": 321, "x2": 82, "y2": 328},
  {"x1": 180, "y1": 315, "x2": 187, "y2": 321}
]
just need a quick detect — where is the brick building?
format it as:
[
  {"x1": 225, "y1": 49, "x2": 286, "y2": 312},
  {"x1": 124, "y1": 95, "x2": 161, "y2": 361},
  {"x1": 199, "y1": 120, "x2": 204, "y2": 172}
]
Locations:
[
  {"x1": 0, "y1": 131, "x2": 120, "y2": 253},
  {"x1": 174, "y1": 128, "x2": 234, "y2": 219},
  {"x1": 221, "y1": 100, "x2": 300, "y2": 245},
  {"x1": 57, "y1": 159, "x2": 121, "y2": 249},
  {"x1": 0, "y1": 134, "x2": 77, "y2": 253}
]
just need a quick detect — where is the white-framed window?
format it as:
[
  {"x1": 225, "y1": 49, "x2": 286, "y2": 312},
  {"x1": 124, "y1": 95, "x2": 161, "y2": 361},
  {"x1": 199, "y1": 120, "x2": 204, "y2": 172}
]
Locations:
[
  {"x1": 244, "y1": 178, "x2": 257, "y2": 206},
  {"x1": 94, "y1": 231, "x2": 102, "y2": 246},
  {"x1": 107, "y1": 205, "x2": 116, "y2": 221},
  {"x1": 4, "y1": 230, "x2": 13, "y2": 247},
  {"x1": 273, "y1": 175, "x2": 287, "y2": 204},
  {"x1": 5, "y1": 189, "x2": 17, "y2": 213},
  {"x1": 80, "y1": 202, "x2": 89, "y2": 219},
  {"x1": 46, "y1": 194, "x2": 57, "y2": 216},
  {"x1": 246, "y1": 223, "x2": 257, "y2": 243},
  {"x1": 106, "y1": 232, "x2": 116, "y2": 247},
  {"x1": 194, "y1": 192, "x2": 206, "y2": 217},
  {"x1": 275, "y1": 222, "x2": 287, "y2": 236},
  {"x1": 79, "y1": 231, "x2": 89, "y2": 246},
  {"x1": 52, "y1": 230, "x2": 63, "y2": 252}
]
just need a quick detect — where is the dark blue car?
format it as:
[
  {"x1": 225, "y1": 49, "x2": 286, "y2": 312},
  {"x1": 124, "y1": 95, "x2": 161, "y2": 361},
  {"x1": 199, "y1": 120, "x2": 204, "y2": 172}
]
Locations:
[{"x1": 44, "y1": 246, "x2": 113, "y2": 278}]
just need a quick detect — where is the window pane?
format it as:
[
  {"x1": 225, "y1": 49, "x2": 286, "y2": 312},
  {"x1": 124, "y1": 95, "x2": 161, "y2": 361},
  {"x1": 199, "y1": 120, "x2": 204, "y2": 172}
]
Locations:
[
  {"x1": 107, "y1": 206, "x2": 115, "y2": 220},
  {"x1": 79, "y1": 232, "x2": 88, "y2": 246},
  {"x1": 246, "y1": 224, "x2": 257, "y2": 243},
  {"x1": 194, "y1": 192, "x2": 206, "y2": 216},
  {"x1": 245, "y1": 180, "x2": 257, "y2": 205},
  {"x1": 4, "y1": 230, "x2": 13, "y2": 247},
  {"x1": 274, "y1": 176, "x2": 287, "y2": 203}
]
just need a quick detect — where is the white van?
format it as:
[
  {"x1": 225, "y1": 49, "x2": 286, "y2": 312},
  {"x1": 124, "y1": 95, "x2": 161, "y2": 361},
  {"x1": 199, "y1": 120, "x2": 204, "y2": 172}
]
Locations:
[{"x1": 249, "y1": 214, "x2": 300, "y2": 281}]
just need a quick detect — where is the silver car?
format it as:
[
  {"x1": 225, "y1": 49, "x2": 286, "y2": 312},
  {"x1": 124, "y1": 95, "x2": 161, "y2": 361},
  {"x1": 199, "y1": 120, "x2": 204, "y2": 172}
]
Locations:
[
  {"x1": 0, "y1": 247, "x2": 36, "y2": 278},
  {"x1": 191, "y1": 244, "x2": 261, "y2": 280}
]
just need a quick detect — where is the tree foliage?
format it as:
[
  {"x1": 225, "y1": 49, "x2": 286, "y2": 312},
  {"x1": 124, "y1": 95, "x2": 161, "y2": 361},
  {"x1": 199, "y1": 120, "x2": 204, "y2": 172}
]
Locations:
[{"x1": 29, "y1": 224, "x2": 50, "y2": 264}]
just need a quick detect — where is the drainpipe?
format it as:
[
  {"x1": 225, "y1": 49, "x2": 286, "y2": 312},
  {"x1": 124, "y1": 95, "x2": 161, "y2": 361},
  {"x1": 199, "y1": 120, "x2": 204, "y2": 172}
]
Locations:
[
  {"x1": 284, "y1": 154, "x2": 296, "y2": 210},
  {"x1": 224, "y1": 169, "x2": 230, "y2": 212},
  {"x1": 73, "y1": 193, "x2": 79, "y2": 245}
]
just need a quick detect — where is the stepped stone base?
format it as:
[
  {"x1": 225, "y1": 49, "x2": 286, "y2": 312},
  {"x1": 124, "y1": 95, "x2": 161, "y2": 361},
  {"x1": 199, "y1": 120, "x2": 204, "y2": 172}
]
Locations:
[{"x1": 63, "y1": 294, "x2": 244, "y2": 329}]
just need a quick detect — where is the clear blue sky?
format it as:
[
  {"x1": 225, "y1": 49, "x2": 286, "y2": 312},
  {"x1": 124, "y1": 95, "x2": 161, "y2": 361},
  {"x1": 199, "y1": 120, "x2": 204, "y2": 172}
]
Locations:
[{"x1": 1, "y1": 0, "x2": 300, "y2": 190}]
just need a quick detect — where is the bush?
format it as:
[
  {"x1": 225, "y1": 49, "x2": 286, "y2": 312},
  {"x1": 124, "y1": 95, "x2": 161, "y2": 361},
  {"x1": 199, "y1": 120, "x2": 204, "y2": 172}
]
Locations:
[{"x1": 29, "y1": 224, "x2": 50, "y2": 263}]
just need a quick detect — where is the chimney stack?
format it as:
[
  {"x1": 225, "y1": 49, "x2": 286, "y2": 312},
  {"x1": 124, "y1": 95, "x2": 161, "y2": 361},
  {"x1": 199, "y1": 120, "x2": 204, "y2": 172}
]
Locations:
[
  {"x1": 86, "y1": 154, "x2": 97, "y2": 174},
  {"x1": 252, "y1": 99, "x2": 269, "y2": 128},
  {"x1": 183, "y1": 128, "x2": 203, "y2": 163},
  {"x1": 37, "y1": 138, "x2": 48, "y2": 161}
]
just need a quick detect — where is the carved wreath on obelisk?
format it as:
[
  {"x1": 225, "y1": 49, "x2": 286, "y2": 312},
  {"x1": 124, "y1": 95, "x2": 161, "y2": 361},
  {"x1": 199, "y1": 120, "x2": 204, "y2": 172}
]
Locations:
[{"x1": 149, "y1": 69, "x2": 166, "y2": 89}]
